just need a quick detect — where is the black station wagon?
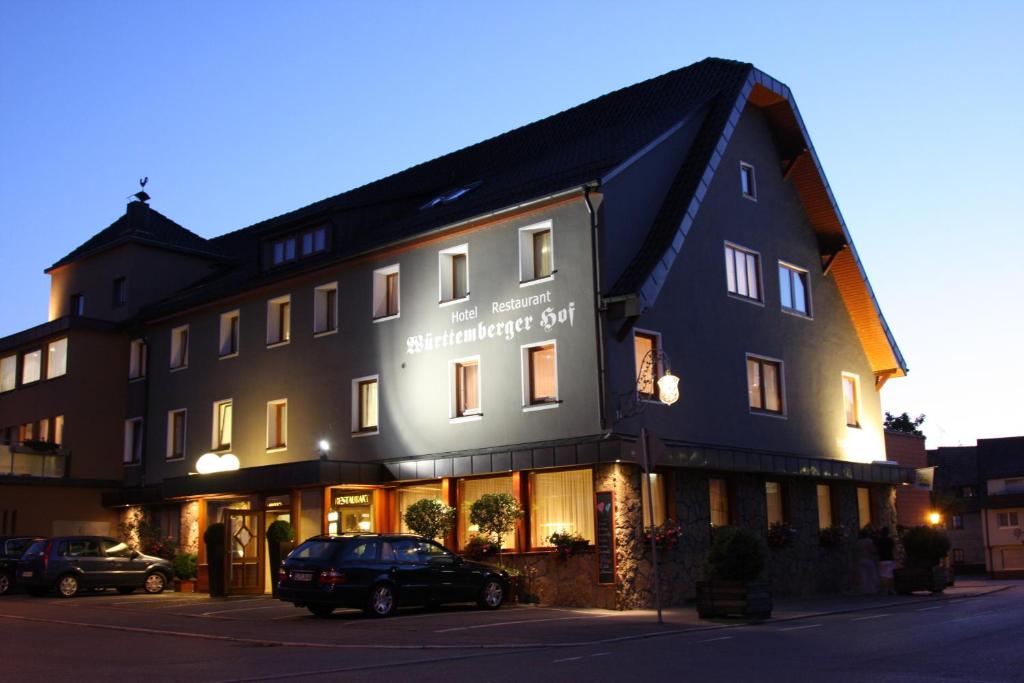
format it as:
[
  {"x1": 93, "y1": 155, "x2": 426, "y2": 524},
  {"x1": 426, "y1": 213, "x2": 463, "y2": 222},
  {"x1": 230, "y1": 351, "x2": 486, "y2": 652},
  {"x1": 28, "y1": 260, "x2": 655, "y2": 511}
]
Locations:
[
  {"x1": 0, "y1": 536, "x2": 43, "y2": 595},
  {"x1": 277, "y1": 534, "x2": 509, "y2": 617}
]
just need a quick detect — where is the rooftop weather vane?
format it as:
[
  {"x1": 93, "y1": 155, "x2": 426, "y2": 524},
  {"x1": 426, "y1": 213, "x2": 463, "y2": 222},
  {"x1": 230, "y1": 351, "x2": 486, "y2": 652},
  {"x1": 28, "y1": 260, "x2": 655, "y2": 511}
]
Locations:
[{"x1": 132, "y1": 176, "x2": 150, "y2": 203}]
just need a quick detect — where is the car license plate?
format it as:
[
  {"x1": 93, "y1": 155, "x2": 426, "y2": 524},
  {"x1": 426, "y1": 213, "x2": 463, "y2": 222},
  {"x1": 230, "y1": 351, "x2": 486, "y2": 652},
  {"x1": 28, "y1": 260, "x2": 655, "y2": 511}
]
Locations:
[
  {"x1": 292, "y1": 571, "x2": 313, "y2": 582},
  {"x1": 21, "y1": 571, "x2": 33, "y2": 578}
]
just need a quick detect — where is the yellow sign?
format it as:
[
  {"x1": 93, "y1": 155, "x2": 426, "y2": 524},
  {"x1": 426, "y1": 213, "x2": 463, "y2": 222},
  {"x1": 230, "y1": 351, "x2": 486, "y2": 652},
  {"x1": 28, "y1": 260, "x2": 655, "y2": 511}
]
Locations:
[{"x1": 334, "y1": 493, "x2": 370, "y2": 507}]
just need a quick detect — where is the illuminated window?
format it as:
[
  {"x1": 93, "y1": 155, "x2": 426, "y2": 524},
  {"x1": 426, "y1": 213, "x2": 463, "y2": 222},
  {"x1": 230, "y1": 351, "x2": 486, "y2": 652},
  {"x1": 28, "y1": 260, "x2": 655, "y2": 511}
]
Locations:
[
  {"x1": 747, "y1": 355, "x2": 783, "y2": 414},
  {"x1": 519, "y1": 221, "x2": 554, "y2": 284},
  {"x1": 18, "y1": 422, "x2": 35, "y2": 443},
  {"x1": 21, "y1": 350, "x2": 41, "y2": 384},
  {"x1": 45, "y1": 338, "x2": 68, "y2": 379},
  {"x1": 398, "y1": 483, "x2": 444, "y2": 534},
  {"x1": 458, "y1": 475, "x2": 515, "y2": 550},
  {"x1": 128, "y1": 339, "x2": 146, "y2": 379},
  {"x1": 522, "y1": 341, "x2": 557, "y2": 408},
  {"x1": 166, "y1": 409, "x2": 186, "y2": 460},
  {"x1": 267, "y1": 400, "x2": 287, "y2": 450},
  {"x1": 439, "y1": 244, "x2": 469, "y2": 303},
  {"x1": 451, "y1": 357, "x2": 481, "y2": 419},
  {"x1": 817, "y1": 484, "x2": 833, "y2": 529},
  {"x1": 267, "y1": 296, "x2": 291, "y2": 346},
  {"x1": 1, "y1": 355, "x2": 16, "y2": 392},
  {"x1": 53, "y1": 415, "x2": 63, "y2": 446},
  {"x1": 725, "y1": 243, "x2": 762, "y2": 302},
  {"x1": 641, "y1": 473, "x2": 667, "y2": 527},
  {"x1": 219, "y1": 311, "x2": 240, "y2": 357},
  {"x1": 530, "y1": 469, "x2": 595, "y2": 547},
  {"x1": 169, "y1": 325, "x2": 189, "y2": 370},
  {"x1": 38, "y1": 418, "x2": 50, "y2": 443},
  {"x1": 739, "y1": 161, "x2": 756, "y2": 200},
  {"x1": 709, "y1": 478, "x2": 730, "y2": 527},
  {"x1": 112, "y1": 277, "x2": 127, "y2": 307},
  {"x1": 842, "y1": 373, "x2": 860, "y2": 427},
  {"x1": 634, "y1": 330, "x2": 662, "y2": 400},
  {"x1": 70, "y1": 293, "x2": 85, "y2": 316},
  {"x1": 213, "y1": 400, "x2": 232, "y2": 450},
  {"x1": 352, "y1": 376, "x2": 379, "y2": 434},
  {"x1": 766, "y1": 481, "x2": 784, "y2": 526},
  {"x1": 314, "y1": 282, "x2": 338, "y2": 335},
  {"x1": 779, "y1": 262, "x2": 810, "y2": 315},
  {"x1": 857, "y1": 487, "x2": 872, "y2": 528},
  {"x1": 372, "y1": 265, "x2": 400, "y2": 320},
  {"x1": 124, "y1": 418, "x2": 143, "y2": 465}
]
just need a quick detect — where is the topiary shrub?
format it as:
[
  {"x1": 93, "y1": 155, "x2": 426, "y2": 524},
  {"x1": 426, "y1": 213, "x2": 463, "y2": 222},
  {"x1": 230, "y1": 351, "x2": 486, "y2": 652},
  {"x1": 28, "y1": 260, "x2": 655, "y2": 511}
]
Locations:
[
  {"x1": 901, "y1": 526, "x2": 951, "y2": 569},
  {"x1": 172, "y1": 553, "x2": 198, "y2": 580},
  {"x1": 469, "y1": 493, "x2": 523, "y2": 560},
  {"x1": 403, "y1": 498, "x2": 456, "y2": 541},
  {"x1": 266, "y1": 520, "x2": 296, "y2": 544},
  {"x1": 703, "y1": 526, "x2": 765, "y2": 582}
]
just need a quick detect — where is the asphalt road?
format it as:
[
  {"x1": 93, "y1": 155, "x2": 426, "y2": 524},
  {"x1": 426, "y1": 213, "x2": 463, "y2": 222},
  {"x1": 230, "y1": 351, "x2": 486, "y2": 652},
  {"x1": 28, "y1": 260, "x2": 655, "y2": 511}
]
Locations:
[{"x1": 2, "y1": 584, "x2": 1022, "y2": 682}]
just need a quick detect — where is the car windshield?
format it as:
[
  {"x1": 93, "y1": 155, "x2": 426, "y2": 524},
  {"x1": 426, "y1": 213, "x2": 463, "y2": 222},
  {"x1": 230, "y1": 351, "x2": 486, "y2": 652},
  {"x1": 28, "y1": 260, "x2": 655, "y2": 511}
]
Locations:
[{"x1": 289, "y1": 540, "x2": 339, "y2": 562}]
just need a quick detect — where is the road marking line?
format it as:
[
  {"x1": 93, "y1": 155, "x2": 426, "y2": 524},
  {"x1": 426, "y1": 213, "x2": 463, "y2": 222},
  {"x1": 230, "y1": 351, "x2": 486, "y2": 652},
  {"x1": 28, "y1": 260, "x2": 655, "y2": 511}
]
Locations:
[
  {"x1": 201, "y1": 605, "x2": 288, "y2": 617},
  {"x1": 851, "y1": 614, "x2": 890, "y2": 621},
  {"x1": 916, "y1": 606, "x2": 943, "y2": 611},
  {"x1": 553, "y1": 656, "x2": 583, "y2": 663},
  {"x1": 436, "y1": 614, "x2": 612, "y2": 633},
  {"x1": 699, "y1": 636, "x2": 733, "y2": 642},
  {"x1": 778, "y1": 624, "x2": 822, "y2": 632},
  {"x1": 590, "y1": 652, "x2": 612, "y2": 657}
]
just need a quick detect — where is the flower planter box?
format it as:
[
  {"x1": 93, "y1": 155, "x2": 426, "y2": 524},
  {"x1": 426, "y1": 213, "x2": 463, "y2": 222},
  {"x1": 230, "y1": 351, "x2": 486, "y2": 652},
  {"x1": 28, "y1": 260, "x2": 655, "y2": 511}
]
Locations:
[
  {"x1": 894, "y1": 566, "x2": 948, "y2": 595},
  {"x1": 174, "y1": 578, "x2": 196, "y2": 593},
  {"x1": 696, "y1": 580, "x2": 772, "y2": 619}
]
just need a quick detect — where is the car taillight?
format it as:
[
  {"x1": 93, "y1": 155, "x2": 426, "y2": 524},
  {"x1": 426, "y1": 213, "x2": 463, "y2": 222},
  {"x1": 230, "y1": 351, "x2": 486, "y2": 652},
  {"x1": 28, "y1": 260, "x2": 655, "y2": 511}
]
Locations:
[
  {"x1": 42, "y1": 540, "x2": 53, "y2": 571},
  {"x1": 318, "y1": 569, "x2": 346, "y2": 586}
]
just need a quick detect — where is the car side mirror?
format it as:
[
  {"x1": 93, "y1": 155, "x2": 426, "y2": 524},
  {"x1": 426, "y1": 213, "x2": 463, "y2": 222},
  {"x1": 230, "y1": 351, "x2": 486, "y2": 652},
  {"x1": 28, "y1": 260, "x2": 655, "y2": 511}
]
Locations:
[{"x1": 130, "y1": 550, "x2": 140, "y2": 559}]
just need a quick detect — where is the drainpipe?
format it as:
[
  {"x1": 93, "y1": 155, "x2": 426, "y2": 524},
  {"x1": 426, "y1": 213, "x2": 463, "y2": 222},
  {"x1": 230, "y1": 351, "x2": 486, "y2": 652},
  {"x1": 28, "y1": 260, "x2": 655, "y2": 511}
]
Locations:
[{"x1": 583, "y1": 185, "x2": 608, "y2": 430}]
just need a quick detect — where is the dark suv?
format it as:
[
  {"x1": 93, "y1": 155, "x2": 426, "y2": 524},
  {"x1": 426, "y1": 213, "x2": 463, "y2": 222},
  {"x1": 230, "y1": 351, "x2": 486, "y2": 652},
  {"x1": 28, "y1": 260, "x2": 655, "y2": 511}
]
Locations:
[
  {"x1": 17, "y1": 536, "x2": 173, "y2": 598},
  {"x1": 0, "y1": 536, "x2": 43, "y2": 595},
  {"x1": 277, "y1": 534, "x2": 509, "y2": 618}
]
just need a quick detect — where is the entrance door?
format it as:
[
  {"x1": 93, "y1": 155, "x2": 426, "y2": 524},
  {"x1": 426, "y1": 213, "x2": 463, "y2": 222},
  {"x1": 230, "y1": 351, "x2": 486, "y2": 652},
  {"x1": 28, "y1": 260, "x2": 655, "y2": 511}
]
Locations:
[{"x1": 225, "y1": 509, "x2": 264, "y2": 595}]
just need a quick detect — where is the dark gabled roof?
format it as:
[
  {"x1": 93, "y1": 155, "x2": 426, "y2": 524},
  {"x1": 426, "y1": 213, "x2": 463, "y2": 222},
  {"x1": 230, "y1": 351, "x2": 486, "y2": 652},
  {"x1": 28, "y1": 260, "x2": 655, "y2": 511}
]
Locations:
[{"x1": 47, "y1": 201, "x2": 225, "y2": 272}]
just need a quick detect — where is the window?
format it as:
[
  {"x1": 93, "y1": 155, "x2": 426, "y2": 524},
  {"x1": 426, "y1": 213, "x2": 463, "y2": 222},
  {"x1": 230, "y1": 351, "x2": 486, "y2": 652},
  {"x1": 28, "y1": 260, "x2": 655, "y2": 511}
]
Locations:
[
  {"x1": 740, "y1": 161, "x2": 756, "y2": 200},
  {"x1": 439, "y1": 245, "x2": 469, "y2": 303},
  {"x1": 314, "y1": 283, "x2": 338, "y2": 335},
  {"x1": 451, "y1": 357, "x2": 481, "y2": 419},
  {"x1": 519, "y1": 221, "x2": 554, "y2": 284},
  {"x1": 857, "y1": 487, "x2": 872, "y2": 528},
  {"x1": 301, "y1": 227, "x2": 327, "y2": 256},
  {"x1": 271, "y1": 228, "x2": 326, "y2": 266},
  {"x1": 213, "y1": 400, "x2": 232, "y2": 450},
  {"x1": 267, "y1": 296, "x2": 291, "y2": 346},
  {"x1": 128, "y1": 339, "x2": 147, "y2": 379},
  {"x1": 398, "y1": 483, "x2": 444, "y2": 535},
  {"x1": 372, "y1": 265, "x2": 400, "y2": 320},
  {"x1": 352, "y1": 376, "x2": 379, "y2": 434},
  {"x1": 766, "y1": 481, "x2": 784, "y2": 526},
  {"x1": 522, "y1": 341, "x2": 558, "y2": 408},
  {"x1": 54, "y1": 415, "x2": 63, "y2": 445},
  {"x1": 779, "y1": 263, "x2": 810, "y2": 315},
  {"x1": 38, "y1": 418, "x2": 50, "y2": 443},
  {"x1": 166, "y1": 409, "x2": 186, "y2": 460},
  {"x1": 18, "y1": 423, "x2": 35, "y2": 442},
  {"x1": 459, "y1": 476, "x2": 515, "y2": 550},
  {"x1": 641, "y1": 472, "x2": 667, "y2": 527},
  {"x1": 725, "y1": 243, "x2": 762, "y2": 302},
  {"x1": 21, "y1": 350, "x2": 41, "y2": 384},
  {"x1": 817, "y1": 484, "x2": 833, "y2": 529},
  {"x1": 123, "y1": 418, "x2": 143, "y2": 465},
  {"x1": 634, "y1": 330, "x2": 662, "y2": 400},
  {"x1": 1005, "y1": 478, "x2": 1024, "y2": 494},
  {"x1": 0, "y1": 355, "x2": 15, "y2": 392},
  {"x1": 219, "y1": 311, "x2": 240, "y2": 357},
  {"x1": 747, "y1": 355, "x2": 783, "y2": 414},
  {"x1": 952, "y1": 548, "x2": 965, "y2": 563},
  {"x1": 961, "y1": 486, "x2": 976, "y2": 498},
  {"x1": 997, "y1": 512, "x2": 1020, "y2": 528},
  {"x1": 70, "y1": 293, "x2": 85, "y2": 316},
  {"x1": 530, "y1": 469, "x2": 595, "y2": 547},
  {"x1": 709, "y1": 478, "x2": 729, "y2": 527},
  {"x1": 169, "y1": 325, "x2": 189, "y2": 369},
  {"x1": 952, "y1": 514, "x2": 964, "y2": 530},
  {"x1": 112, "y1": 277, "x2": 127, "y2": 307},
  {"x1": 271, "y1": 236, "x2": 296, "y2": 265},
  {"x1": 46, "y1": 338, "x2": 68, "y2": 379},
  {"x1": 842, "y1": 373, "x2": 860, "y2": 427},
  {"x1": 267, "y1": 400, "x2": 287, "y2": 450}
]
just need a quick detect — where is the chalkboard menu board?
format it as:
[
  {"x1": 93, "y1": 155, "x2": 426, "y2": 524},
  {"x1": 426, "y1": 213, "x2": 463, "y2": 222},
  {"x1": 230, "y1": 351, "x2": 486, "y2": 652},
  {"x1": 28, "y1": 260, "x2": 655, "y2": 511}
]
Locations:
[{"x1": 595, "y1": 490, "x2": 615, "y2": 584}]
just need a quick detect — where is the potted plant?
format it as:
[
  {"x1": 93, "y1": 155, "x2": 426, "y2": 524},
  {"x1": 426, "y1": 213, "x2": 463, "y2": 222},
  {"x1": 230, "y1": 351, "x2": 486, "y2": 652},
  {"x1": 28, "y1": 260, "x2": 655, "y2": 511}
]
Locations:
[
  {"x1": 402, "y1": 498, "x2": 456, "y2": 542},
  {"x1": 644, "y1": 519, "x2": 684, "y2": 552},
  {"x1": 203, "y1": 522, "x2": 226, "y2": 597},
  {"x1": 172, "y1": 553, "x2": 198, "y2": 592},
  {"x1": 894, "y1": 526, "x2": 951, "y2": 594},
  {"x1": 463, "y1": 535, "x2": 500, "y2": 562},
  {"x1": 696, "y1": 526, "x2": 771, "y2": 619},
  {"x1": 547, "y1": 530, "x2": 589, "y2": 559},
  {"x1": 469, "y1": 493, "x2": 523, "y2": 565},
  {"x1": 266, "y1": 520, "x2": 296, "y2": 598}
]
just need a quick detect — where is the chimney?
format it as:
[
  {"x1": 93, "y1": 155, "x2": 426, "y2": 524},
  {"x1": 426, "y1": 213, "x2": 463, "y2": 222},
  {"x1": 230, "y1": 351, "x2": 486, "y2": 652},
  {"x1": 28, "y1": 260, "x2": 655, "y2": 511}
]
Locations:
[{"x1": 126, "y1": 199, "x2": 151, "y2": 232}]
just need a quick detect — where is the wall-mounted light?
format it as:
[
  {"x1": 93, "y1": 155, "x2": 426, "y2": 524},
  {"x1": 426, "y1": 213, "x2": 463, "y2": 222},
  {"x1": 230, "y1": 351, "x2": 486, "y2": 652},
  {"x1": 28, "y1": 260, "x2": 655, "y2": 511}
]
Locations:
[
  {"x1": 196, "y1": 452, "x2": 240, "y2": 475},
  {"x1": 657, "y1": 372, "x2": 680, "y2": 406},
  {"x1": 928, "y1": 511, "x2": 942, "y2": 526},
  {"x1": 319, "y1": 439, "x2": 330, "y2": 452}
]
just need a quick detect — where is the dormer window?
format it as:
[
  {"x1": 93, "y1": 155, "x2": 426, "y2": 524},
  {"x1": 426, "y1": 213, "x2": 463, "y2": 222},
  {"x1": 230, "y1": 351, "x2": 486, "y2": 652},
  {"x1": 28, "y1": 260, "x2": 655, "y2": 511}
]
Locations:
[{"x1": 270, "y1": 227, "x2": 328, "y2": 267}]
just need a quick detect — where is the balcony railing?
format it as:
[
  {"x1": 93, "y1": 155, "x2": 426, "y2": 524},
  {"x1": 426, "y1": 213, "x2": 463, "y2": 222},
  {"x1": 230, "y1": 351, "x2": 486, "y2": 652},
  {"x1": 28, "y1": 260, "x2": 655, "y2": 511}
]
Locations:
[{"x1": 0, "y1": 442, "x2": 69, "y2": 478}]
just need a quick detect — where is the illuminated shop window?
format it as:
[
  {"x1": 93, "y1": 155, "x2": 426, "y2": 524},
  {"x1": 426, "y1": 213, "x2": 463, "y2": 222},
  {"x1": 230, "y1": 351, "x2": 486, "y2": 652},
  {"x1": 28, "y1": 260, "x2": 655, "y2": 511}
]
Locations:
[
  {"x1": 642, "y1": 473, "x2": 667, "y2": 527},
  {"x1": 330, "y1": 489, "x2": 373, "y2": 534},
  {"x1": 857, "y1": 487, "x2": 872, "y2": 528},
  {"x1": 169, "y1": 325, "x2": 189, "y2": 370},
  {"x1": 817, "y1": 484, "x2": 833, "y2": 529},
  {"x1": 725, "y1": 243, "x2": 762, "y2": 302},
  {"x1": 766, "y1": 481, "x2": 785, "y2": 527},
  {"x1": 398, "y1": 483, "x2": 444, "y2": 534},
  {"x1": 458, "y1": 476, "x2": 515, "y2": 550},
  {"x1": 530, "y1": 468, "x2": 595, "y2": 548},
  {"x1": 709, "y1": 478, "x2": 730, "y2": 527}
]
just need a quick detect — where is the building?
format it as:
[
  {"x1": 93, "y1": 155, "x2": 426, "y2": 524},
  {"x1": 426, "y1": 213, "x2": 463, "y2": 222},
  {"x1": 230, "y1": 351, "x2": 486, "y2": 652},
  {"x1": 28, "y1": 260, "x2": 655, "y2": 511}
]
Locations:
[
  {"x1": 928, "y1": 444, "x2": 985, "y2": 573},
  {"x1": 4, "y1": 58, "x2": 914, "y2": 604},
  {"x1": 885, "y1": 430, "x2": 932, "y2": 528}
]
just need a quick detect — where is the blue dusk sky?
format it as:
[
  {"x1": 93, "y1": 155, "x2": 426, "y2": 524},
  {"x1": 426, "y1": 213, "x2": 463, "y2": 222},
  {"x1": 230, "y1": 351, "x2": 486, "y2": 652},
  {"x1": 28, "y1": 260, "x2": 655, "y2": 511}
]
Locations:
[{"x1": 1, "y1": 2, "x2": 1021, "y2": 448}]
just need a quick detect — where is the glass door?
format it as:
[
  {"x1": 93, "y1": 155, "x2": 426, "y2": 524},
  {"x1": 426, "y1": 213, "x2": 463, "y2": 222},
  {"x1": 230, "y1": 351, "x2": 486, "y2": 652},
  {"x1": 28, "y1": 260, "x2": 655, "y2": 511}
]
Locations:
[{"x1": 225, "y1": 509, "x2": 263, "y2": 595}]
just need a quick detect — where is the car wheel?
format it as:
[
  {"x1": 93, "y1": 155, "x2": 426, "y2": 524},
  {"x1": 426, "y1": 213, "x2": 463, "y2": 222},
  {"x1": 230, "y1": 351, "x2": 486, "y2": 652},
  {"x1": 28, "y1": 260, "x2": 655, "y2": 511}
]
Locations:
[
  {"x1": 366, "y1": 583, "x2": 396, "y2": 617},
  {"x1": 0, "y1": 573, "x2": 11, "y2": 596},
  {"x1": 58, "y1": 574, "x2": 80, "y2": 598},
  {"x1": 307, "y1": 604, "x2": 335, "y2": 618},
  {"x1": 143, "y1": 572, "x2": 166, "y2": 594},
  {"x1": 117, "y1": 586, "x2": 136, "y2": 595},
  {"x1": 478, "y1": 578, "x2": 504, "y2": 610}
]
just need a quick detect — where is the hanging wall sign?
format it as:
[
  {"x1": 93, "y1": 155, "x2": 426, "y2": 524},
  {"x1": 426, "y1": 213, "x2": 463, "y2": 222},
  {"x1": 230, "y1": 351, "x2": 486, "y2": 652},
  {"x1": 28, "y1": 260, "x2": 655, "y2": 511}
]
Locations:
[{"x1": 595, "y1": 490, "x2": 616, "y2": 585}]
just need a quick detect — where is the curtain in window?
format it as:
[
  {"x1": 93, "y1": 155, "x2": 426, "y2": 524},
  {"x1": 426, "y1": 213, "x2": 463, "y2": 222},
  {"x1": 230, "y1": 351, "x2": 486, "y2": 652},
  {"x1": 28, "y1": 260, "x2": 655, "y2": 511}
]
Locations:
[
  {"x1": 709, "y1": 478, "x2": 729, "y2": 527},
  {"x1": 641, "y1": 473, "x2": 666, "y2": 527},
  {"x1": 765, "y1": 482, "x2": 784, "y2": 526},
  {"x1": 459, "y1": 476, "x2": 515, "y2": 549},
  {"x1": 360, "y1": 380, "x2": 378, "y2": 429},
  {"x1": 817, "y1": 484, "x2": 833, "y2": 529},
  {"x1": 398, "y1": 483, "x2": 443, "y2": 533},
  {"x1": 530, "y1": 469, "x2": 595, "y2": 546}
]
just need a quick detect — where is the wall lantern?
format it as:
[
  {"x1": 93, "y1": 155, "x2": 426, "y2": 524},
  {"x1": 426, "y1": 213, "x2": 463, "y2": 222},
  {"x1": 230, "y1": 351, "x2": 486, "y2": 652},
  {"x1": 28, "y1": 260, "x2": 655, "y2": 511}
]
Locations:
[
  {"x1": 196, "y1": 452, "x2": 240, "y2": 475},
  {"x1": 318, "y1": 440, "x2": 330, "y2": 452},
  {"x1": 928, "y1": 511, "x2": 942, "y2": 526},
  {"x1": 657, "y1": 371, "x2": 680, "y2": 406}
]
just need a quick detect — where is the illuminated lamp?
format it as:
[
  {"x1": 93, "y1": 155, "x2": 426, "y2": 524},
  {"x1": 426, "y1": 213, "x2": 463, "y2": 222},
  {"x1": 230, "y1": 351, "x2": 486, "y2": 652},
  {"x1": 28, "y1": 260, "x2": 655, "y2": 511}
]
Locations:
[
  {"x1": 928, "y1": 511, "x2": 941, "y2": 526},
  {"x1": 195, "y1": 452, "x2": 240, "y2": 475},
  {"x1": 656, "y1": 372, "x2": 680, "y2": 406},
  {"x1": 318, "y1": 439, "x2": 330, "y2": 453}
]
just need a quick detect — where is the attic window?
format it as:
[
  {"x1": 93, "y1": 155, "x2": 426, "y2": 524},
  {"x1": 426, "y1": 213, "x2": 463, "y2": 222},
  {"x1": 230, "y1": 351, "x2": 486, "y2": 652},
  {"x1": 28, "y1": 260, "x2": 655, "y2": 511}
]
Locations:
[
  {"x1": 270, "y1": 227, "x2": 328, "y2": 266},
  {"x1": 421, "y1": 182, "x2": 481, "y2": 210},
  {"x1": 740, "y1": 162, "x2": 757, "y2": 200}
]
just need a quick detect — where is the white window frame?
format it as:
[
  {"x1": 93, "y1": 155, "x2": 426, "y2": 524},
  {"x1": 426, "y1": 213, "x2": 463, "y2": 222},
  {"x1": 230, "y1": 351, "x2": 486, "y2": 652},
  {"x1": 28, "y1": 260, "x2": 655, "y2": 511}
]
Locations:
[
  {"x1": 266, "y1": 399, "x2": 288, "y2": 451},
  {"x1": 842, "y1": 372, "x2": 862, "y2": 428},
  {"x1": 166, "y1": 409, "x2": 187, "y2": 461},
  {"x1": 169, "y1": 325, "x2": 189, "y2": 371},
  {"x1": 46, "y1": 338, "x2": 68, "y2": 379},
  {"x1": 219, "y1": 310, "x2": 240, "y2": 358},
  {"x1": 521, "y1": 339, "x2": 559, "y2": 411},
  {"x1": 724, "y1": 242, "x2": 764, "y2": 304},
  {"x1": 778, "y1": 260, "x2": 812, "y2": 318},
  {"x1": 0, "y1": 354, "x2": 15, "y2": 392},
  {"x1": 632, "y1": 328, "x2": 663, "y2": 403},
  {"x1": 123, "y1": 417, "x2": 143, "y2": 466},
  {"x1": 372, "y1": 265, "x2": 400, "y2": 321},
  {"x1": 739, "y1": 161, "x2": 757, "y2": 201},
  {"x1": 128, "y1": 339, "x2": 147, "y2": 381},
  {"x1": 449, "y1": 355, "x2": 482, "y2": 422},
  {"x1": 438, "y1": 244, "x2": 470, "y2": 306},
  {"x1": 351, "y1": 374, "x2": 380, "y2": 436},
  {"x1": 518, "y1": 220, "x2": 555, "y2": 287},
  {"x1": 745, "y1": 353, "x2": 786, "y2": 418},
  {"x1": 212, "y1": 398, "x2": 233, "y2": 451},
  {"x1": 266, "y1": 295, "x2": 291, "y2": 347},
  {"x1": 313, "y1": 282, "x2": 339, "y2": 336},
  {"x1": 997, "y1": 512, "x2": 1020, "y2": 528}
]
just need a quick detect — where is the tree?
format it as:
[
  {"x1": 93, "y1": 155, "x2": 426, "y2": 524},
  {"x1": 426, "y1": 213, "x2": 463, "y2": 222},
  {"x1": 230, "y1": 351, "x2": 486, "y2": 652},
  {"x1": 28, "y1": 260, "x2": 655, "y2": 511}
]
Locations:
[
  {"x1": 403, "y1": 498, "x2": 456, "y2": 541},
  {"x1": 469, "y1": 493, "x2": 523, "y2": 561},
  {"x1": 884, "y1": 411, "x2": 926, "y2": 436}
]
